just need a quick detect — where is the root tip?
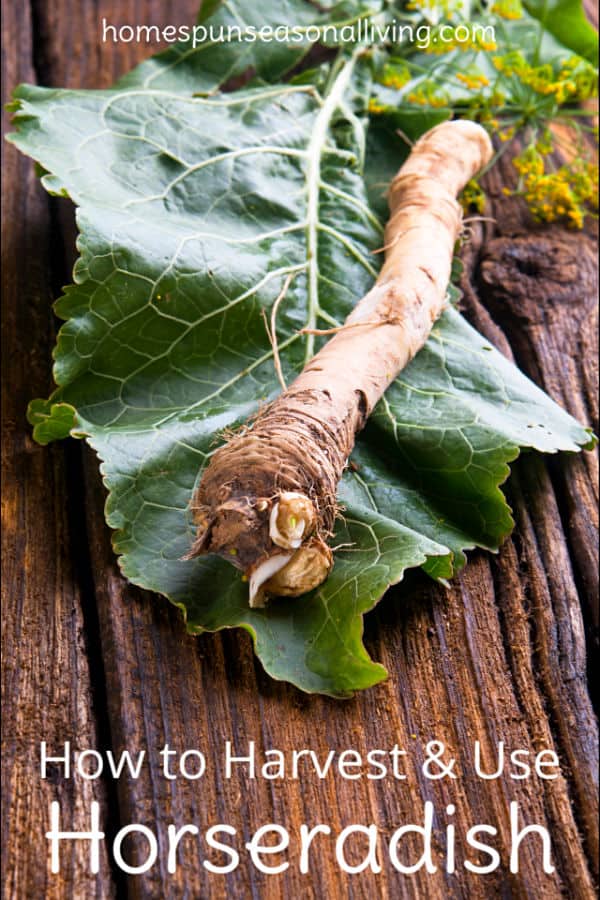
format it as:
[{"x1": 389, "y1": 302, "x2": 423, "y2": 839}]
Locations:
[{"x1": 269, "y1": 492, "x2": 317, "y2": 550}]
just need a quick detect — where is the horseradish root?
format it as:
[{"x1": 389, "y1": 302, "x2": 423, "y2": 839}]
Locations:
[{"x1": 188, "y1": 120, "x2": 493, "y2": 606}]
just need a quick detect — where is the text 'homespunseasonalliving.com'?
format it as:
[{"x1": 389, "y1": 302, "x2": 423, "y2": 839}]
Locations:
[{"x1": 100, "y1": 17, "x2": 497, "y2": 52}]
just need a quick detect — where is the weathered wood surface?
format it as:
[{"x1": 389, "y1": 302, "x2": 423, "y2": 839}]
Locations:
[
  {"x1": 1, "y1": 3, "x2": 114, "y2": 898},
  {"x1": 2, "y1": 2, "x2": 598, "y2": 898}
]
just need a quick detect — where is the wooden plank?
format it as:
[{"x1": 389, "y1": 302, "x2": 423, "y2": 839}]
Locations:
[
  {"x1": 472, "y1": 154, "x2": 599, "y2": 704},
  {"x1": 0, "y1": 3, "x2": 114, "y2": 898},
  {"x1": 465, "y1": 153, "x2": 599, "y2": 875},
  {"x1": 16, "y1": 1, "x2": 600, "y2": 897}
]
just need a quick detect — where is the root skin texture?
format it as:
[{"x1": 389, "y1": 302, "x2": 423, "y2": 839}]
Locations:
[{"x1": 189, "y1": 121, "x2": 493, "y2": 605}]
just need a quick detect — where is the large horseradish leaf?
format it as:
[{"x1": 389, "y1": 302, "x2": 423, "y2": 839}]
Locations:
[{"x1": 9, "y1": 5, "x2": 593, "y2": 696}]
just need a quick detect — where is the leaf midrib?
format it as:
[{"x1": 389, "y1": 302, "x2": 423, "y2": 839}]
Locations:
[{"x1": 304, "y1": 50, "x2": 362, "y2": 361}]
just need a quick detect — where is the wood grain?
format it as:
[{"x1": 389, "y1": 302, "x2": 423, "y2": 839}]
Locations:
[
  {"x1": 2, "y1": 1, "x2": 598, "y2": 898},
  {"x1": 1, "y1": 3, "x2": 113, "y2": 898}
]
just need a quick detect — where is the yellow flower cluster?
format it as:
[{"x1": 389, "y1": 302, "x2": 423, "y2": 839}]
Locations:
[
  {"x1": 406, "y1": 85, "x2": 449, "y2": 107},
  {"x1": 367, "y1": 99, "x2": 386, "y2": 115},
  {"x1": 380, "y1": 64, "x2": 412, "y2": 90},
  {"x1": 406, "y1": 0, "x2": 464, "y2": 14},
  {"x1": 534, "y1": 129, "x2": 553, "y2": 154},
  {"x1": 493, "y1": 52, "x2": 598, "y2": 104},
  {"x1": 511, "y1": 146, "x2": 598, "y2": 229},
  {"x1": 499, "y1": 125, "x2": 516, "y2": 142},
  {"x1": 490, "y1": 0, "x2": 523, "y2": 19},
  {"x1": 460, "y1": 179, "x2": 486, "y2": 213},
  {"x1": 456, "y1": 71, "x2": 490, "y2": 90},
  {"x1": 513, "y1": 146, "x2": 545, "y2": 177}
]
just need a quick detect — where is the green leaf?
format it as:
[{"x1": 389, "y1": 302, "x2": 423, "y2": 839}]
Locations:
[
  {"x1": 7, "y1": 5, "x2": 593, "y2": 695},
  {"x1": 523, "y1": 0, "x2": 598, "y2": 64},
  {"x1": 27, "y1": 399, "x2": 77, "y2": 444},
  {"x1": 118, "y1": 0, "x2": 385, "y2": 93},
  {"x1": 117, "y1": 0, "x2": 317, "y2": 93}
]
